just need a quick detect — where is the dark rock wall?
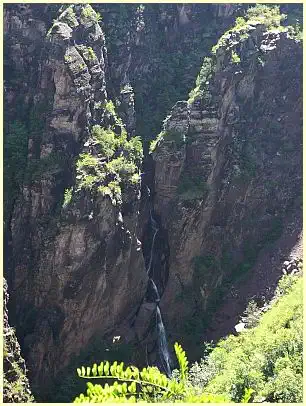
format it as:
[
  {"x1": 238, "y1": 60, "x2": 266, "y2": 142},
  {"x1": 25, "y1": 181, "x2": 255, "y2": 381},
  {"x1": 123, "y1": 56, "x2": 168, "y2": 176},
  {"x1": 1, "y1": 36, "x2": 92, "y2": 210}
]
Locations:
[
  {"x1": 3, "y1": 3, "x2": 302, "y2": 399},
  {"x1": 4, "y1": 4, "x2": 146, "y2": 396},
  {"x1": 152, "y1": 25, "x2": 302, "y2": 354}
]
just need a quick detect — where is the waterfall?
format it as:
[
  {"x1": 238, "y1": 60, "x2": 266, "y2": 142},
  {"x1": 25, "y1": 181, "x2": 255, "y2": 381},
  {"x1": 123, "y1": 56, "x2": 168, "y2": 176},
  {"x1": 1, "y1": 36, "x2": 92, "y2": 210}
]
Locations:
[
  {"x1": 156, "y1": 306, "x2": 172, "y2": 377},
  {"x1": 144, "y1": 191, "x2": 172, "y2": 377},
  {"x1": 149, "y1": 279, "x2": 160, "y2": 302},
  {"x1": 150, "y1": 209, "x2": 158, "y2": 231},
  {"x1": 146, "y1": 219, "x2": 158, "y2": 274}
]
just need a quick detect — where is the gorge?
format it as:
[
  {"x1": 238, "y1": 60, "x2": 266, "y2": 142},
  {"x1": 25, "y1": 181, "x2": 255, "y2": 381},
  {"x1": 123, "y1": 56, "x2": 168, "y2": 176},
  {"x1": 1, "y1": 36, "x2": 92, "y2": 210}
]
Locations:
[{"x1": 3, "y1": 3, "x2": 303, "y2": 403}]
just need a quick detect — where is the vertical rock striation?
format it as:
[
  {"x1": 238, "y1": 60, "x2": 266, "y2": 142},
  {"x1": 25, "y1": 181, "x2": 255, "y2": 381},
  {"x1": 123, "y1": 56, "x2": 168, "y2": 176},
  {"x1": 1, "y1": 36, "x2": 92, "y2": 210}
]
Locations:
[
  {"x1": 5, "y1": 4, "x2": 147, "y2": 396},
  {"x1": 3, "y1": 3, "x2": 302, "y2": 399},
  {"x1": 152, "y1": 23, "x2": 302, "y2": 353}
]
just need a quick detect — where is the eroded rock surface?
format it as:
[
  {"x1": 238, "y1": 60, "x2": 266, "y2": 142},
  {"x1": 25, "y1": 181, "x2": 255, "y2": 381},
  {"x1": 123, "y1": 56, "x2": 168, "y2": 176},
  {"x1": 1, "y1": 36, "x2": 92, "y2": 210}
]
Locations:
[
  {"x1": 3, "y1": 279, "x2": 34, "y2": 403},
  {"x1": 4, "y1": 3, "x2": 302, "y2": 399},
  {"x1": 5, "y1": 5, "x2": 146, "y2": 396},
  {"x1": 152, "y1": 25, "x2": 302, "y2": 354}
]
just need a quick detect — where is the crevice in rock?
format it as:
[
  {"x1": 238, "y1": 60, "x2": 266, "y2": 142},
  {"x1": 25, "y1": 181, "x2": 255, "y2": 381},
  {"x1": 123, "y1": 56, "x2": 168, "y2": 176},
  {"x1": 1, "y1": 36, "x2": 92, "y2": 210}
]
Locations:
[{"x1": 132, "y1": 157, "x2": 172, "y2": 376}]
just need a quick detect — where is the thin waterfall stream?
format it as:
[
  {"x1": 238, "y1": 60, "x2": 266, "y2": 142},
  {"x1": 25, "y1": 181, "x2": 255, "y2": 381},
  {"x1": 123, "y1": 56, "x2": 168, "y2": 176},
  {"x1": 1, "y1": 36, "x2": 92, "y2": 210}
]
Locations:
[{"x1": 144, "y1": 186, "x2": 172, "y2": 377}]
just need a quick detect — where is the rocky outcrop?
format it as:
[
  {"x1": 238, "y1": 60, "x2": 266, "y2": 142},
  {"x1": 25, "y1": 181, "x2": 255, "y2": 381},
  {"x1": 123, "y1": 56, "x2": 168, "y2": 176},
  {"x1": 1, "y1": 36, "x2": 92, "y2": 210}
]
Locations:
[
  {"x1": 99, "y1": 4, "x2": 240, "y2": 141},
  {"x1": 152, "y1": 23, "x2": 302, "y2": 353},
  {"x1": 281, "y1": 257, "x2": 303, "y2": 276},
  {"x1": 4, "y1": 5, "x2": 146, "y2": 397},
  {"x1": 4, "y1": 3, "x2": 302, "y2": 401},
  {"x1": 3, "y1": 279, "x2": 34, "y2": 403},
  {"x1": 4, "y1": 5, "x2": 246, "y2": 397}
]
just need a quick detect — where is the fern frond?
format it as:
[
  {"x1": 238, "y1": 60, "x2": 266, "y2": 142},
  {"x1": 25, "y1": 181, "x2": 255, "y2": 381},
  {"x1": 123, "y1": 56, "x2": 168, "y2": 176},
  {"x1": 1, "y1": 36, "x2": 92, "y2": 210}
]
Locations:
[
  {"x1": 174, "y1": 342, "x2": 189, "y2": 382},
  {"x1": 74, "y1": 343, "x2": 191, "y2": 402}
]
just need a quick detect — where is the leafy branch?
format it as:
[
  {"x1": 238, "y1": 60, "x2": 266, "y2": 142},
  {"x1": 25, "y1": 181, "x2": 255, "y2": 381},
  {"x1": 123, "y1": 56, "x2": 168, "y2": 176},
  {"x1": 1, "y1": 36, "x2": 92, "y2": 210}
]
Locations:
[{"x1": 74, "y1": 343, "x2": 234, "y2": 403}]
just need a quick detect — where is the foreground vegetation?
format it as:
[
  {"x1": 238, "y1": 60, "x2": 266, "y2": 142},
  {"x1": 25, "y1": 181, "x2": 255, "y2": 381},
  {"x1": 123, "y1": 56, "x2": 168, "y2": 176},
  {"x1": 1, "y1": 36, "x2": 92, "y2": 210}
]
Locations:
[
  {"x1": 190, "y1": 273, "x2": 303, "y2": 403},
  {"x1": 73, "y1": 272, "x2": 303, "y2": 403}
]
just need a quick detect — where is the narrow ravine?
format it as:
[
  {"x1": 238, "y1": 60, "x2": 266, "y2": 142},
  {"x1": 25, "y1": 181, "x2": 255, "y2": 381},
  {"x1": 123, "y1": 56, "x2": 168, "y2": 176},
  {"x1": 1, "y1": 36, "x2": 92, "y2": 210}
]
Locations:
[{"x1": 142, "y1": 185, "x2": 172, "y2": 377}]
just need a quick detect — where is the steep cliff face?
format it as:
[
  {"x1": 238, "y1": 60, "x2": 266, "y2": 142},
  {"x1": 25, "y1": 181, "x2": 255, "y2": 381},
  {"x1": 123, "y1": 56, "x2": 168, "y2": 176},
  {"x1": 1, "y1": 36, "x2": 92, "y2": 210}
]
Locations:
[
  {"x1": 4, "y1": 4, "x2": 147, "y2": 396},
  {"x1": 4, "y1": 4, "x2": 243, "y2": 395},
  {"x1": 98, "y1": 3, "x2": 239, "y2": 142},
  {"x1": 152, "y1": 21, "x2": 302, "y2": 353},
  {"x1": 4, "y1": 3, "x2": 302, "y2": 401}
]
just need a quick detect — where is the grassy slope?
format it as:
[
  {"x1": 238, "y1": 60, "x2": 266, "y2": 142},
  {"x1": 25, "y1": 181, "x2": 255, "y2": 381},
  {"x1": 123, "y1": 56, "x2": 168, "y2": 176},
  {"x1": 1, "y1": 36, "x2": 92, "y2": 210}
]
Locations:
[{"x1": 201, "y1": 275, "x2": 303, "y2": 402}]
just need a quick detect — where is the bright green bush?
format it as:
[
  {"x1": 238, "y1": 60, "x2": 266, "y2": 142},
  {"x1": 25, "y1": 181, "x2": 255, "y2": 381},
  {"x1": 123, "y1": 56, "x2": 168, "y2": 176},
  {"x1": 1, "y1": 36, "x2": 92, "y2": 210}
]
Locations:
[
  {"x1": 212, "y1": 5, "x2": 287, "y2": 55},
  {"x1": 240, "y1": 300, "x2": 262, "y2": 328},
  {"x1": 149, "y1": 132, "x2": 164, "y2": 153},
  {"x1": 62, "y1": 187, "x2": 73, "y2": 208},
  {"x1": 231, "y1": 51, "x2": 241, "y2": 64},
  {"x1": 87, "y1": 47, "x2": 96, "y2": 60},
  {"x1": 74, "y1": 99, "x2": 143, "y2": 202},
  {"x1": 92, "y1": 126, "x2": 117, "y2": 160},
  {"x1": 188, "y1": 57, "x2": 214, "y2": 104},
  {"x1": 149, "y1": 128, "x2": 186, "y2": 153},
  {"x1": 98, "y1": 181, "x2": 121, "y2": 204},
  {"x1": 77, "y1": 153, "x2": 99, "y2": 170},
  {"x1": 192, "y1": 274, "x2": 303, "y2": 402},
  {"x1": 76, "y1": 153, "x2": 102, "y2": 191},
  {"x1": 58, "y1": 5, "x2": 78, "y2": 27},
  {"x1": 106, "y1": 157, "x2": 137, "y2": 178},
  {"x1": 73, "y1": 343, "x2": 231, "y2": 403},
  {"x1": 245, "y1": 5, "x2": 286, "y2": 28},
  {"x1": 124, "y1": 136, "x2": 143, "y2": 162},
  {"x1": 80, "y1": 4, "x2": 102, "y2": 24},
  {"x1": 104, "y1": 100, "x2": 116, "y2": 115}
]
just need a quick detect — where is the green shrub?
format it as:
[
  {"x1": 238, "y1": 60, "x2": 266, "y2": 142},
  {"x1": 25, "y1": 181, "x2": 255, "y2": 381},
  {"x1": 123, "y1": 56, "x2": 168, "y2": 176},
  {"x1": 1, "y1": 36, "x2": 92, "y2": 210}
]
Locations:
[
  {"x1": 62, "y1": 187, "x2": 73, "y2": 208},
  {"x1": 87, "y1": 47, "x2": 96, "y2": 60},
  {"x1": 92, "y1": 126, "x2": 117, "y2": 160},
  {"x1": 77, "y1": 153, "x2": 99, "y2": 171},
  {"x1": 75, "y1": 153, "x2": 101, "y2": 191},
  {"x1": 104, "y1": 100, "x2": 116, "y2": 115},
  {"x1": 80, "y1": 5, "x2": 102, "y2": 24},
  {"x1": 287, "y1": 23, "x2": 303, "y2": 40},
  {"x1": 80, "y1": 175, "x2": 98, "y2": 190},
  {"x1": 188, "y1": 57, "x2": 213, "y2": 104},
  {"x1": 231, "y1": 51, "x2": 241, "y2": 64},
  {"x1": 212, "y1": 5, "x2": 287, "y2": 55},
  {"x1": 124, "y1": 136, "x2": 143, "y2": 162},
  {"x1": 240, "y1": 300, "x2": 262, "y2": 328},
  {"x1": 73, "y1": 343, "x2": 231, "y2": 403},
  {"x1": 106, "y1": 157, "x2": 137, "y2": 178},
  {"x1": 58, "y1": 5, "x2": 78, "y2": 27},
  {"x1": 64, "y1": 54, "x2": 73, "y2": 63},
  {"x1": 188, "y1": 342, "x2": 218, "y2": 389},
  {"x1": 150, "y1": 129, "x2": 185, "y2": 151},
  {"x1": 75, "y1": 131, "x2": 142, "y2": 200},
  {"x1": 74, "y1": 99, "x2": 142, "y2": 202},
  {"x1": 149, "y1": 132, "x2": 164, "y2": 153},
  {"x1": 199, "y1": 275, "x2": 303, "y2": 402},
  {"x1": 98, "y1": 181, "x2": 121, "y2": 204},
  {"x1": 129, "y1": 173, "x2": 141, "y2": 185},
  {"x1": 274, "y1": 272, "x2": 300, "y2": 297},
  {"x1": 245, "y1": 5, "x2": 286, "y2": 28}
]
